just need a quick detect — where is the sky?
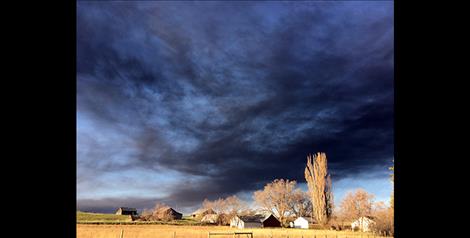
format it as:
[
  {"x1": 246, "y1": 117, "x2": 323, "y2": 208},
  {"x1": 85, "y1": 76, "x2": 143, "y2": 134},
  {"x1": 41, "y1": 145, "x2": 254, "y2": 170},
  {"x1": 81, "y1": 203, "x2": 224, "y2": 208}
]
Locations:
[{"x1": 77, "y1": 1, "x2": 394, "y2": 214}]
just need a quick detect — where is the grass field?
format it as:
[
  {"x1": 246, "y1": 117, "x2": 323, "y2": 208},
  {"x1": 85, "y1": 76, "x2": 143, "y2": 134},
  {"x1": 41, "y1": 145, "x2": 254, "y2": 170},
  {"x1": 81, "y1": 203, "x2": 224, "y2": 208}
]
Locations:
[
  {"x1": 77, "y1": 212, "x2": 202, "y2": 225},
  {"x1": 77, "y1": 212, "x2": 133, "y2": 222},
  {"x1": 77, "y1": 224, "x2": 391, "y2": 238}
]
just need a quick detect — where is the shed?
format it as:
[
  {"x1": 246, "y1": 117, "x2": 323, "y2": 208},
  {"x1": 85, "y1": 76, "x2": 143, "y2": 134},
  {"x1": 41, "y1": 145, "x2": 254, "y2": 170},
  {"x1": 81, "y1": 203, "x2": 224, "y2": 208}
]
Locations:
[
  {"x1": 201, "y1": 214, "x2": 219, "y2": 224},
  {"x1": 262, "y1": 214, "x2": 281, "y2": 227},
  {"x1": 230, "y1": 214, "x2": 281, "y2": 229},
  {"x1": 191, "y1": 208, "x2": 217, "y2": 218},
  {"x1": 293, "y1": 217, "x2": 315, "y2": 229},
  {"x1": 154, "y1": 206, "x2": 183, "y2": 220},
  {"x1": 351, "y1": 216, "x2": 376, "y2": 232},
  {"x1": 115, "y1": 207, "x2": 137, "y2": 215}
]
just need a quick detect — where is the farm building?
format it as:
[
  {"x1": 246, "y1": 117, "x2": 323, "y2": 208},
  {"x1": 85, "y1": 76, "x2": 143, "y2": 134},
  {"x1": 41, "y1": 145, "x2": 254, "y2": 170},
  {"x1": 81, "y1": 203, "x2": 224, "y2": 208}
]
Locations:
[
  {"x1": 230, "y1": 214, "x2": 281, "y2": 229},
  {"x1": 262, "y1": 214, "x2": 282, "y2": 227},
  {"x1": 293, "y1": 217, "x2": 315, "y2": 229},
  {"x1": 201, "y1": 214, "x2": 218, "y2": 224},
  {"x1": 351, "y1": 216, "x2": 376, "y2": 232},
  {"x1": 191, "y1": 208, "x2": 217, "y2": 218},
  {"x1": 115, "y1": 207, "x2": 137, "y2": 215},
  {"x1": 154, "y1": 206, "x2": 183, "y2": 220}
]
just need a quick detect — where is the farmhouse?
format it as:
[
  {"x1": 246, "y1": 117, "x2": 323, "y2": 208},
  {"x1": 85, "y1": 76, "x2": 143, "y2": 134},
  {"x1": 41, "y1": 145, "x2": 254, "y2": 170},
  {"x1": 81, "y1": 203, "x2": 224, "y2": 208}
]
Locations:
[
  {"x1": 154, "y1": 206, "x2": 183, "y2": 220},
  {"x1": 351, "y1": 216, "x2": 376, "y2": 232},
  {"x1": 115, "y1": 207, "x2": 138, "y2": 215},
  {"x1": 230, "y1": 214, "x2": 281, "y2": 229},
  {"x1": 293, "y1": 217, "x2": 315, "y2": 229},
  {"x1": 191, "y1": 208, "x2": 217, "y2": 218}
]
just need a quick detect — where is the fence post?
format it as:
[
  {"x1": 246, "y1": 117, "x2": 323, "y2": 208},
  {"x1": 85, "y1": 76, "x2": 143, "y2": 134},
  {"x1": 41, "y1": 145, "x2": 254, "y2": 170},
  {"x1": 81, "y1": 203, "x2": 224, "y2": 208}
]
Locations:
[
  {"x1": 173, "y1": 231, "x2": 176, "y2": 238},
  {"x1": 119, "y1": 229, "x2": 124, "y2": 238}
]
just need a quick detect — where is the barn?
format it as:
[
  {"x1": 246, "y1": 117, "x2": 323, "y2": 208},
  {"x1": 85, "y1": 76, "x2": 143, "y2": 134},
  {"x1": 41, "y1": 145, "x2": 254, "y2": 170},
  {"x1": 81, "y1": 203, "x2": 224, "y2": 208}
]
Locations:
[
  {"x1": 115, "y1": 207, "x2": 137, "y2": 215},
  {"x1": 154, "y1": 206, "x2": 183, "y2": 220},
  {"x1": 230, "y1": 214, "x2": 281, "y2": 229},
  {"x1": 191, "y1": 208, "x2": 217, "y2": 218},
  {"x1": 262, "y1": 214, "x2": 281, "y2": 227},
  {"x1": 201, "y1": 214, "x2": 218, "y2": 224},
  {"x1": 293, "y1": 217, "x2": 315, "y2": 229},
  {"x1": 351, "y1": 216, "x2": 376, "y2": 232}
]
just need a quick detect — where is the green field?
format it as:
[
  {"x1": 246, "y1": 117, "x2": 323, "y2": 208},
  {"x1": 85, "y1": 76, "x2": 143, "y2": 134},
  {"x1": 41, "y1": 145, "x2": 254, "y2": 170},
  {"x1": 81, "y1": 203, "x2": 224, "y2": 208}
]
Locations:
[
  {"x1": 77, "y1": 212, "x2": 203, "y2": 225},
  {"x1": 77, "y1": 211, "x2": 133, "y2": 222}
]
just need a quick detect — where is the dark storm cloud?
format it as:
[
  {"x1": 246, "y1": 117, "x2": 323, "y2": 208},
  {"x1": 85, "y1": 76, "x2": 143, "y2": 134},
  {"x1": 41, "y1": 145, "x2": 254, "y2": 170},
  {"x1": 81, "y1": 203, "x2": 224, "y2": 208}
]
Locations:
[{"x1": 77, "y1": 1, "x2": 393, "y2": 212}]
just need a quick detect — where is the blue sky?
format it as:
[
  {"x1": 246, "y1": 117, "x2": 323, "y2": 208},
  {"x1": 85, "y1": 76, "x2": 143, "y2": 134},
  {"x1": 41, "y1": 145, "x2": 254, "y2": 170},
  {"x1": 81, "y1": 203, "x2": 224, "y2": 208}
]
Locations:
[{"x1": 77, "y1": 1, "x2": 394, "y2": 214}]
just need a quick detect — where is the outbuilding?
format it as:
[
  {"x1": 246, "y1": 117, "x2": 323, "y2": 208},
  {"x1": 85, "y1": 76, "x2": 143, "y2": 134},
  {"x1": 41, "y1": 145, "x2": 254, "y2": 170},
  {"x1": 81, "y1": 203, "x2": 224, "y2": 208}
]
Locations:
[
  {"x1": 201, "y1": 214, "x2": 219, "y2": 224},
  {"x1": 293, "y1": 217, "x2": 315, "y2": 229},
  {"x1": 115, "y1": 207, "x2": 138, "y2": 215},
  {"x1": 351, "y1": 216, "x2": 376, "y2": 232},
  {"x1": 230, "y1": 214, "x2": 281, "y2": 229},
  {"x1": 154, "y1": 206, "x2": 183, "y2": 220},
  {"x1": 262, "y1": 214, "x2": 282, "y2": 227},
  {"x1": 191, "y1": 208, "x2": 217, "y2": 218}
]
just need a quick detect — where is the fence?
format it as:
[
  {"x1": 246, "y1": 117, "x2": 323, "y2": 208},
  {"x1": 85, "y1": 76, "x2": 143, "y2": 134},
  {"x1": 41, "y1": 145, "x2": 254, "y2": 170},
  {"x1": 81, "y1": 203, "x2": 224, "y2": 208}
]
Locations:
[
  {"x1": 113, "y1": 229, "x2": 392, "y2": 238},
  {"x1": 209, "y1": 231, "x2": 254, "y2": 238}
]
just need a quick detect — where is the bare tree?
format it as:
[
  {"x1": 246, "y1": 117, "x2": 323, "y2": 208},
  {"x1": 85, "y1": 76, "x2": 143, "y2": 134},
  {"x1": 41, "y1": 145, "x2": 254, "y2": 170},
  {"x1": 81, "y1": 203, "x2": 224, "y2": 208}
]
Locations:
[
  {"x1": 202, "y1": 195, "x2": 248, "y2": 225},
  {"x1": 339, "y1": 189, "x2": 375, "y2": 221},
  {"x1": 202, "y1": 198, "x2": 224, "y2": 213},
  {"x1": 304, "y1": 152, "x2": 333, "y2": 225},
  {"x1": 224, "y1": 195, "x2": 248, "y2": 216},
  {"x1": 291, "y1": 191, "x2": 313, "y2": 218},
  {"x1": 371, "y1": 202, "x2": 394, "y2": 236},
  {"x1": 253, "y1": 179, "x2": 301, "y2": 226}
]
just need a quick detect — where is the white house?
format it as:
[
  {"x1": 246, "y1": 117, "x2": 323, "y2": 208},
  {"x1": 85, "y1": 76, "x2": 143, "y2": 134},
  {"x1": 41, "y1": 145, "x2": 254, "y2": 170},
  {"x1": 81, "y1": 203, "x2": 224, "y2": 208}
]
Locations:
[
  {"x1": 351, "y1": 216, "x2": 376, "y2": 232},
  {"x1": 293, "y1": 217, "x2": 314, "y2": 229}
]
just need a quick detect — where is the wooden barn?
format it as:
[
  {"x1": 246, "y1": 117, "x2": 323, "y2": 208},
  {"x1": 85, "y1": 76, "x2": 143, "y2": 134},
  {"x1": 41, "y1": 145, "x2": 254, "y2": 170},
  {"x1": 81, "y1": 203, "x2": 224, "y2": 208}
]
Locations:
[
  {"x1": 154, "y1": 206, "x2": 183, "y2": 220},
  {"x1": 191, "y1": 208, "x2": 217, "y2": 218},
  {"x1": 201, "y1": 214, "x2": 219, "y2": 224},
  {"x1": 262, "y1": 214, "x2": 282, "y2": 227},
  {"x1": 230, "y1": 214, "x2": 281, "y2": 229},
  {"x1": 115, "y1": 207, "x2": 137, "y2": 215}
]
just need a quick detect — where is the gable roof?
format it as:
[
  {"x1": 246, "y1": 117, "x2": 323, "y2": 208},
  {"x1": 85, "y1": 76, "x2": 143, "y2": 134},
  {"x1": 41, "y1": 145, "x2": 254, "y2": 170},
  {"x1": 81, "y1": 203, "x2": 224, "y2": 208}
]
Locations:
[
  {"x1": 238, "y1": 214, "x2": 265, "y2": 223},
  {"x1": 261, "y1": 214, "x2": 280, "y2": 222},
  {"x1": 118, "y1": 207, "x2": 137, "y2": 212},
  {"x1": 155, "y1": 206, "x2": 182, "y2": 215},
  {"x1": 192, "y1": 208, "x2": 216, "y2": 215}
]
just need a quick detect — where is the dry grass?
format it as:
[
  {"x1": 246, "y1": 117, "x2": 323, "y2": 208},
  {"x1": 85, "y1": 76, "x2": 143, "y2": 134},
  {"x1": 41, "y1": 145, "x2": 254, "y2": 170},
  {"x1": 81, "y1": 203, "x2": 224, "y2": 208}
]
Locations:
[{"x1": 77, "y1": 224, "x2": 392, "y2": 238}]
